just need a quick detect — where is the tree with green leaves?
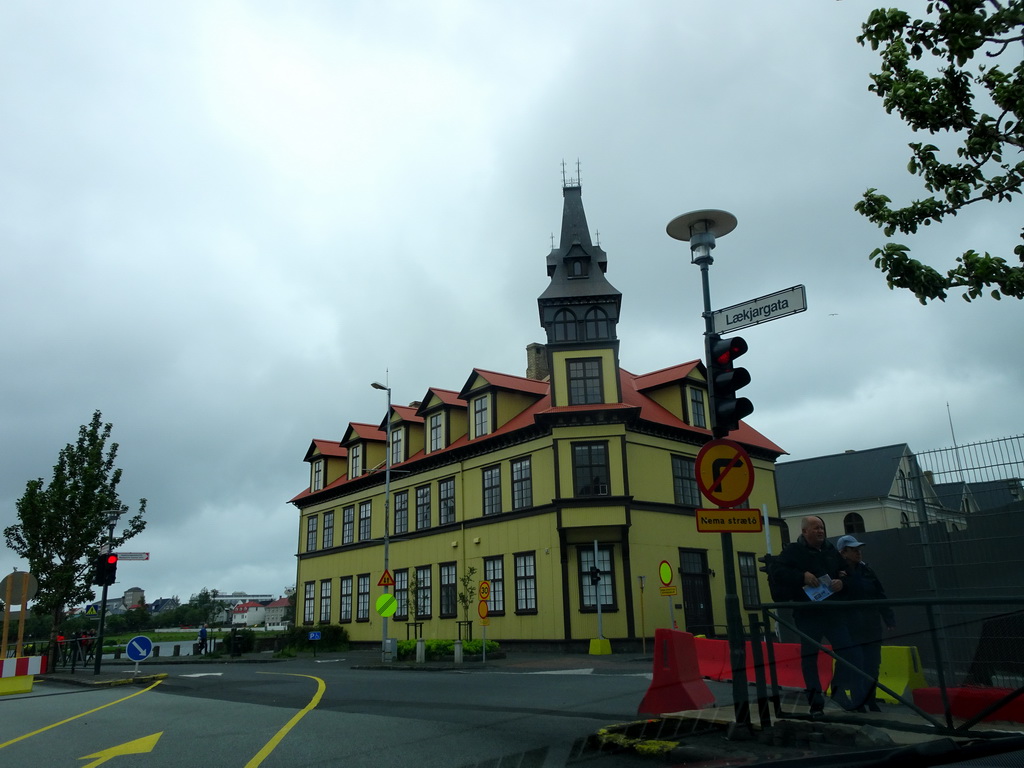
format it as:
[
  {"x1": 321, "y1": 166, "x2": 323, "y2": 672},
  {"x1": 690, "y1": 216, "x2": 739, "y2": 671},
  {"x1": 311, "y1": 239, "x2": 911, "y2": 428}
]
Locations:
[
  {"x1": 855, "y1": 2, "x2": 1023, "y2": 303},
  {"x1": 3, "y1": 410, "x2": 147, "y2": 656}
]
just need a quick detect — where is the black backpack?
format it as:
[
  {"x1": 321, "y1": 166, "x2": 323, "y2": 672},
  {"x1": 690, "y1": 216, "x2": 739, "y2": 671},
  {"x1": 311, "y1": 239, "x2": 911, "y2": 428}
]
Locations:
[{"x1": 758, "y1": 553, "x2": 796, "y2": 602}]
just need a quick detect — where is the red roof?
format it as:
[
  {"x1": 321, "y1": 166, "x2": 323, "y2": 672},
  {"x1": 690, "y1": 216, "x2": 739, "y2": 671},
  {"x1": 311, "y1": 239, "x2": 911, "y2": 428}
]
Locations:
[
  {"x1": 303, "y1": 439, "x2": 347, "y2": 462},
  {"x1": 292, "y1": 364, "x2": 784, "y2": 504}
]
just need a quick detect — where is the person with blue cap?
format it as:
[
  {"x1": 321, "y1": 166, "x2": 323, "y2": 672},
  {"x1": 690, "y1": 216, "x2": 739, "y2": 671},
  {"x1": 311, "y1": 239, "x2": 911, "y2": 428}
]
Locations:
[{"x1": 833, "y1": 534, "x2": 896, "y2": 711}]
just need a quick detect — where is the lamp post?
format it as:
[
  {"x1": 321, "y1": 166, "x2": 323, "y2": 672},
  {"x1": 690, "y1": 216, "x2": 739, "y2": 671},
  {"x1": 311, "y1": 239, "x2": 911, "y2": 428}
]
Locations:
[
  {"x1": 667, "y1": 210, "x2": 751, "y2": 734},
  {"x1": 94, "y1": 508, "x2": 122, "y2": 675},
  {"x1": 371, "y1": 380, "x2": 393, "y2": 662}
]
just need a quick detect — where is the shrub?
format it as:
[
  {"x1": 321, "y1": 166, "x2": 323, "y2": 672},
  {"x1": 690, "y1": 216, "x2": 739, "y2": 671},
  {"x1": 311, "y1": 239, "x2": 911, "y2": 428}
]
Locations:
[{"x1": 395, "y1": 638, "x2": 499, "y2": 660}]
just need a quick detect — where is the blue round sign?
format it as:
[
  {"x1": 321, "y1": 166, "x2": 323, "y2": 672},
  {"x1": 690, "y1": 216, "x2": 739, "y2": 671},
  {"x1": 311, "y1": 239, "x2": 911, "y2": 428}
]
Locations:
[{"x1": 126, "y1": 635, "x2": 153, "y2": 661}]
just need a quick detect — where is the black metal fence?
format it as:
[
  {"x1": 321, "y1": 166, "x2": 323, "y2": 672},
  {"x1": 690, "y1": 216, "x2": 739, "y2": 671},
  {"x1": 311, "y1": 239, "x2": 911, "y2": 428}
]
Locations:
[{"x1": 763, "y1": 435, "x2": 1024, "y2": 733}]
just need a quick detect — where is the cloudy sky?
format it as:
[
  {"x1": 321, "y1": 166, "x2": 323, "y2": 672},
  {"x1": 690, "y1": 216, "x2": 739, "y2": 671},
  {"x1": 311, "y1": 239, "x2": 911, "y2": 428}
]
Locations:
[{"x1": 2, "y1": 2, "x2": 1020, "y2": 606}]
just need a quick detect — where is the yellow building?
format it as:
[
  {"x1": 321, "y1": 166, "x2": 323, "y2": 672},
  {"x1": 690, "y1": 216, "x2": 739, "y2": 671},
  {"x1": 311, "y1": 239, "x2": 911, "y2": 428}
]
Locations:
[{"x1": 290, "y1": 181, "x2": 785, "y2": 648}]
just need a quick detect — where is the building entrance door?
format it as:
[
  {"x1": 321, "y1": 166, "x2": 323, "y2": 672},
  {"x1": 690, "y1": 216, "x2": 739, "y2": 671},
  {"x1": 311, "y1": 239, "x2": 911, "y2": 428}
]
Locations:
[{"x1": 678, "y1": 548, "x2": 715, "y2": 636}]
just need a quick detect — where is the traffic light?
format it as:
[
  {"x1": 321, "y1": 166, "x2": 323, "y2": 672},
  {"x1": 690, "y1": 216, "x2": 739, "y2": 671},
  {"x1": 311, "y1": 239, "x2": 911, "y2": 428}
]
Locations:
[
  {"x1": 93, "y1": 552, "x2": 118, "y2": 587},
  {"x1": 707, "y1": 333, "x2": 753, "y2": 435},
  {"x1": 589, "y1": 566, "x2": 602, "y2": 585}
]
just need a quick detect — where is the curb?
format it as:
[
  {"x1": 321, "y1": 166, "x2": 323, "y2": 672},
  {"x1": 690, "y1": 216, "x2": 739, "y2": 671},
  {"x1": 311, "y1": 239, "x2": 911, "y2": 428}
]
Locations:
[{"x1": 37, "y1": 672, "x2": 169, "y2": 688}]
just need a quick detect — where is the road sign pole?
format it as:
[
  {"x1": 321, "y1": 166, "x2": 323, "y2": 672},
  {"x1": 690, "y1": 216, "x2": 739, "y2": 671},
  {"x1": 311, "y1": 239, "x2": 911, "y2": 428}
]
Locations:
[{"x1": 669, "y1": 210, "x2": 751, "y2": 735}]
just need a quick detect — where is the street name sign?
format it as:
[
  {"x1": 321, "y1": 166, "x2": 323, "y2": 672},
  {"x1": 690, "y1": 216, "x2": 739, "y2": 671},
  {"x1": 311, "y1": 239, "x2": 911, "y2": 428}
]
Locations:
[
  {"x1": 116, "y1": 552, "x2": 149, "y2": 561},
  {"x1": 712, "y1": 284, "x2": 807, "y2": 334},
  {"x1": 696, "y1": 508, "x2": 764, "y2": 533}
]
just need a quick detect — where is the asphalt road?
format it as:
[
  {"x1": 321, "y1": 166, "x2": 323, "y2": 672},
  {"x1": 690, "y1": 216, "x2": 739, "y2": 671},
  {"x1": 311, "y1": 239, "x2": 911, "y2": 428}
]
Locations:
[{"x1": 1, "y1": 653, "x2": 669, "y2": 767}]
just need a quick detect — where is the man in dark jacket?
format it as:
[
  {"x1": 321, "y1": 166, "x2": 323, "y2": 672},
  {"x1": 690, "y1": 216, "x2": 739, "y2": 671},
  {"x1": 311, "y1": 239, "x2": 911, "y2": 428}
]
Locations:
[{"x1": 776, "y1": 516, "x2": 863, "y2": 715}]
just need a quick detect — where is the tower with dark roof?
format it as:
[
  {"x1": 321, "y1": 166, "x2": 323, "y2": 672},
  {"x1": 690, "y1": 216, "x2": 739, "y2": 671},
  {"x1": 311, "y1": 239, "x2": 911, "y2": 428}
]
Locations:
[{"x1": 537, "y1": 180, "x2": 624, "y2": 407}]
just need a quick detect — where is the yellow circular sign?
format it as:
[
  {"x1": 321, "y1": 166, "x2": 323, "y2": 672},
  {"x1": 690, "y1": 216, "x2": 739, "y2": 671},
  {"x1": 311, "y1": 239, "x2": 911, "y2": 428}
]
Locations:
[
  {"x1": 478, "y1": 600, "x2": 489, "y2": 619},
  {"x1": 479, "y1": 580, "x2": 490, "y2": 601},
  {"x1": 658, "y1": 560, "x2": 673, "y2": 587}
]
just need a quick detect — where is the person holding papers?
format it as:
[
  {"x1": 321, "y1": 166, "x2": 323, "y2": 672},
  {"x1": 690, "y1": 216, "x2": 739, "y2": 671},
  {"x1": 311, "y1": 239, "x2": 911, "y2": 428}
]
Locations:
[{"x1": 775, "y1": 516, "x2": 865, "y2": 716}]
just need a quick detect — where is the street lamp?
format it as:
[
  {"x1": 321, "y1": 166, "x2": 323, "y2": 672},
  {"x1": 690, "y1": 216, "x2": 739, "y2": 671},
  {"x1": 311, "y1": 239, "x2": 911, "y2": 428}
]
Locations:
[
  {"x1": 371, "y1": 380, "x2": 393, "y2": 663},
  {"x1": 94, "y1": 508, "x2": 122, "y2": 675},
  {"x1": 667, "y1": 210, "x2": 751, "y2": 736}
]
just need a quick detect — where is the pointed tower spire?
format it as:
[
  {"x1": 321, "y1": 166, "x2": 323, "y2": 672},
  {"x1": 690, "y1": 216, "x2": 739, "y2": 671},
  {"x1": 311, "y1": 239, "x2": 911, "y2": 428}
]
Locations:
[{"x1": 537, "y1": 175, "x2": 623, "y2": 407}]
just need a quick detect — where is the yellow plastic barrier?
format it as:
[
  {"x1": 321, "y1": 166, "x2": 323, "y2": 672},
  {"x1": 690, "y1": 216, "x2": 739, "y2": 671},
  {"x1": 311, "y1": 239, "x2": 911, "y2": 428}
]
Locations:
[{"x1": 876, "y1": 646, "x2": 927, "y2": 703}]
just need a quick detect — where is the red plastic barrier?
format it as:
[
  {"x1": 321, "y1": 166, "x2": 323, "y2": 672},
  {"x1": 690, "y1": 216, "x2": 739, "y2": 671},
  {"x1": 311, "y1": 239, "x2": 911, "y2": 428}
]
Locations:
[
  {"x1": 763, "y1": 642, "x2": 833, "y2": 691},
  {"x1": 638, "y1": 629, "x2": 716, "y2": 716},
  {"x1": 693, "y1": 637, "x2": 728, "y2": 681},
  {"x1": 691, "y1": 637, "x2": 834, "y2": 690},
  {"x1": 914, "y1": 687, "x2": 1024, "y2": 724}
]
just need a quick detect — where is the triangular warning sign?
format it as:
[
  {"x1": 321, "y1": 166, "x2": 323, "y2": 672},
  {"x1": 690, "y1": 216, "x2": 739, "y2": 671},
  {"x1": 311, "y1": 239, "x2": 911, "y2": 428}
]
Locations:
[
  {"x1": 378, "y1": 570, "x2": 395, "y2": 587},
  {"x1": 85, "y1": 605, "x2": 98, "y2": 615}
]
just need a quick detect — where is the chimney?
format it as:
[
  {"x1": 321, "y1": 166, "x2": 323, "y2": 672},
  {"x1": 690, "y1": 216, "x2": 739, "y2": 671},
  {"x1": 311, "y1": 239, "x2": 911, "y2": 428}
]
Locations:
[{"x1": 526, "y1": 343, "x2": 550, "y2": 381}]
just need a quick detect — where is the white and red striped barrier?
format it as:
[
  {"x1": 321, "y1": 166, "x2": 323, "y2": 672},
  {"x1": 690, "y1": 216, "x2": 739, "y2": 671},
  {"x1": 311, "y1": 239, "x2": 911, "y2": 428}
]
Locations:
[{"x1": 1, "y1": 655, "x2": 46, "y2": 678}]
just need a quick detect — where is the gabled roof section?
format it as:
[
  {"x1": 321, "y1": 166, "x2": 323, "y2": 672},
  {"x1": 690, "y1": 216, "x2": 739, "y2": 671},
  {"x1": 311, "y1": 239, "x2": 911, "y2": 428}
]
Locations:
[
  {"x1": 342, "y1": 422, "x2": 385, "y2": 444},
  {"x1": 415, "y1": 387, "x2": 465, "y2": 416},
  {"x1": 303, "y1": 439, "x2": 346, "y2": 463},
  {"x1": 458, "y1": 368, "x2": 549, "y2": 399},
  {"x1": 633, "y1": 360, "x2": 703, "y2": 391},
  {"x1": 776, "y1": 444, "x2": 912, "y2": 508},
  {"x1": 381, "y1": 404, "x2": 424, "y2": 430},
  {"x1": 620, "y1": 368, "x2": 783, "y2": 454}
]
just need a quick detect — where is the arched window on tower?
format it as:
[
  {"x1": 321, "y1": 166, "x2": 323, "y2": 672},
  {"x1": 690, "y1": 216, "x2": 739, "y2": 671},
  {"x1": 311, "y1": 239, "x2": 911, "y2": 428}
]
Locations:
[
  {"x1": 584, "y1": 307, "x2": 609, "y2": 339},
  {"x1": 843, "y1": 512, "x2": 865, "y2": 534},
  {"x1": 552, "y1": 309, "x2": 578, "y2": 341}
]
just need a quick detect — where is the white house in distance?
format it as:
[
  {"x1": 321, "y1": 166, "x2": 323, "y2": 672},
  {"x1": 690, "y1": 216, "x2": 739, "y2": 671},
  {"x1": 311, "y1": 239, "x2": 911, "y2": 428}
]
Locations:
[{"x1": 231, "y1": 601, "x2": 266, "y2": 627}]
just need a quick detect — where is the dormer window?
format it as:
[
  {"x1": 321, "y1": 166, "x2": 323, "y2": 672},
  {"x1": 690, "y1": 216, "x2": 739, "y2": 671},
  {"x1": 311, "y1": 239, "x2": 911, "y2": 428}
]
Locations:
[
  {"x1": 349, "y1": 444, "x2": 363, "y2": 479},
  {"x1": 312, "y1": 459, "x2": 324, "y2": 491},
  {"x1": 689, "y1": 387, "x2": 707, "y2": 428},
  {"x1": 428, "y1": 412, "x2": 444, "y2": 453},
  {"x1": 569, "y1": 258, "x2": 588, "y2": 278},
  {"x1": 472, "y1": 395, "x2": 490, "y2": 439},
  {"x1": 390, "y1": 427, "x2": 403, "y2": 466}
]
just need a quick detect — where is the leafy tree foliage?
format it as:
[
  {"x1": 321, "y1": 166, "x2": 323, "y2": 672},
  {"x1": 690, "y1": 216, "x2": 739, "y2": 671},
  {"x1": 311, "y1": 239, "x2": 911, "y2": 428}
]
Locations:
[
  {"x1": 855, "y1": 2, "x2": 1024, "y2": 303},
  {"x1": 3, "y1": 411, "x2": 147, "y2": 641}
]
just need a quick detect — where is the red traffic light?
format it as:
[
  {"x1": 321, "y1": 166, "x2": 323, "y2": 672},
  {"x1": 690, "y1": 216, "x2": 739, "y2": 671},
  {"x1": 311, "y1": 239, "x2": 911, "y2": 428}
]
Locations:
[
  {"x1": 105, "y1": 553, "x2": 118, "y2": 565},
  {"x1": 712, "y1": 336, "x2": 748, "y2": 366}
]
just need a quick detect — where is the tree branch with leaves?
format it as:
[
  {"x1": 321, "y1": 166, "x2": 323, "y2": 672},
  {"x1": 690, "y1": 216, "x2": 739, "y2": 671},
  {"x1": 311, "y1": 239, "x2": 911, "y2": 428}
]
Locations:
[{"x1": 855, "y1": 1, "x2": 1024, "y2": 303}]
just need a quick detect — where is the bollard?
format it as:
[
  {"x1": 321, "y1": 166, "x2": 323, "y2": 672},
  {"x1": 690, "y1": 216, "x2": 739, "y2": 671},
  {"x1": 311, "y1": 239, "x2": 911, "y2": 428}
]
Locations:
[
  {"x1": 454, "y1": 640, "x2": 463, "y2": 664},
  {"x1": 173, "y1": 644, "x2": 180, "y2": 657},
  {"x1": 416, "y1": 638, "x2": 425, "y2": 663}
]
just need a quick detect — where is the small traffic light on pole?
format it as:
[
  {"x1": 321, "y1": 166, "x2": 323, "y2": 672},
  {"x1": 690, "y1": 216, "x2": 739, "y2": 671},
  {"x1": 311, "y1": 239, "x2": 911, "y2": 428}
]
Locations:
[
  {"x1": 707, "y1": 333, "x2": 753, "y2": 436},
  {"x1": 93, "y1": 552, "x2": 118, "y2": 587}
]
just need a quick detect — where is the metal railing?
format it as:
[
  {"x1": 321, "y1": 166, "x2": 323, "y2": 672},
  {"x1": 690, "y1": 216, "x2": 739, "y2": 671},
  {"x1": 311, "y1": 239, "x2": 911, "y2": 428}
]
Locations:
[{"x1": 757, "y1": 596, "x2": 1024, "y2": 735}]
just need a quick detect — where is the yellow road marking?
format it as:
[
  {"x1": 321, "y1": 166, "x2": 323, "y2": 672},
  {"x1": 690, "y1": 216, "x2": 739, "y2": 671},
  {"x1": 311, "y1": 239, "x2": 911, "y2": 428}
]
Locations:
[
  {"x1": 244, "y1": 673, "x2": 326, "y2": 768},
  {"x1": 79, "y1": 732, "x2": 162, "y2": 767},
  {"x1": 0, "y1": 679, "x2": 164, "y2": 750}
]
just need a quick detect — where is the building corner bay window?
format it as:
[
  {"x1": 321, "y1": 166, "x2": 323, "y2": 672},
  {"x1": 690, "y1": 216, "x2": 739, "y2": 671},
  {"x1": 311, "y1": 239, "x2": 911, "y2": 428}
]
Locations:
[
  {"x1": 573, "y1": 442, "x2": 609, "y2": 496},
  {"x1": 580, "y1": 547, "x2": 613, "y2": 609}
]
